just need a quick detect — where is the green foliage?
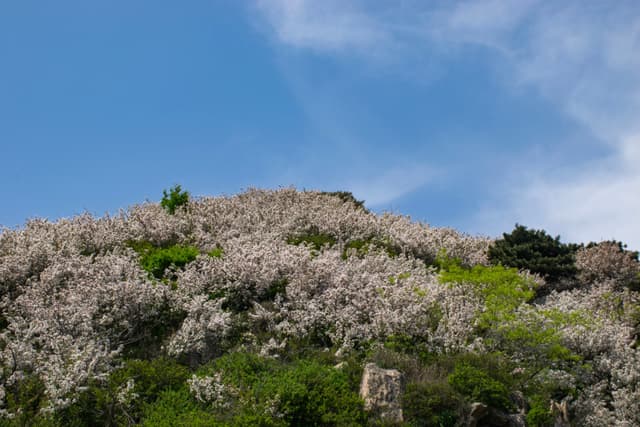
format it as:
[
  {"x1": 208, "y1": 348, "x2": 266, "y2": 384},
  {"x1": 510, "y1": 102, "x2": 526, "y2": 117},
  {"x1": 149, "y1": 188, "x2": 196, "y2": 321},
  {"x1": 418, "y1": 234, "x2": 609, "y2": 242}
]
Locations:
[
  {"x1": 439, "y1": 261, "x2": 536, "y2": 329},
  {"x1": 342, "y1": 238, "x2": 401, "y2": 260},
  {"x1": 370, "y1": 347, "x2": 509, "y2": 425},
  {"x1": 206, "y1": 352, "x2": 275, "y2": 386},
  {"x1": 286, "y1": 227, "x2": 337, "y2": 252},
  {"x1": 369, "y1": 346, "x2": 425, "y2": 383},
  {"x1": 208, "y1": 246, "x2": 224, "y2": 258},
  {"x1": 497, "y1": 320, "x2": 579, "y2": 366},
  {"x1": 439, "y1": 258, "x2": 578, "y2": 366},
  {"x1": 122, "y1": 304, "x2": 188, "y2": 360},
  {"x1": 1, "y1": 373, "x2": 51, "y2": 426},
  {"x1": 115, "y1": 358, "x2": 190, "y2": 404},
  {"x1": 525, "y1": 395, "x2": 554, "y2": 427},
  {"x1": 520, "y1": 365, "x2": 579, "y2": 427},
  {"x1": 448, "y1": 364, "x2": 512, "y2": 410},
  {"x1": 402, "y1": 382, "x2": 461, "y2": 427},
  {"x1": 128, "y1": 241, "x2": 200, "y2": 280},
  {"x1": 161, "y1": 184, "x2": 190, "y2": 215},
  {"x1": 342, "y1": 239, "x2": 370, "y2": 259},
  {"x1": 434, "y1": 249, "x2": 463, "y2": 272},
  {"x1": 381, "y1": 334, "x2": 437, "y2": 365},
  {"x1": 57, "y1": 357, "x2": 190, "y2": 427},
  {"x1": 488, "y1": 224, "x2": 578, "y2": 283},
  {"x1": 141, "y1": 388, "x2": 218, "y2": 427},
  {"x1": 258, "y1": 361, "x2": 364, "y2": 425},
  {"x1": 200, "y1": 352, "x2": 366, "y2": 426},
  {"x1": 263, "y1": 278, "x2": 288, "y2": 301}
]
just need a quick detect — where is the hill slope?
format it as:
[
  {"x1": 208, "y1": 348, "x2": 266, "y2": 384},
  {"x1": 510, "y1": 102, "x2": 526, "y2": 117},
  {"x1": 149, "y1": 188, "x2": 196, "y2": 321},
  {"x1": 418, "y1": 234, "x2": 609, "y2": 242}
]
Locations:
[{"x1": 0, "y1": 188, "x2": 638, "y2": 426}]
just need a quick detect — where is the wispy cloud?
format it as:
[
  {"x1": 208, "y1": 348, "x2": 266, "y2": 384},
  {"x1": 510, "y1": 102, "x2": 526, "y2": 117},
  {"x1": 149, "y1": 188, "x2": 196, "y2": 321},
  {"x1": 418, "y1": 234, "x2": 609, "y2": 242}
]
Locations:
[
  {"x1": 253, "y1": 0, "x2": 389, "y2": 54},
  {"x1": 346, "y1": 163, "x2": 437, "y2": 207},
  {"x1": 254, "y1": 0, "x2": 640, "y2": 248},
  {"x1": 475, "y1": 134, "x2": 640, "y2": 238}
]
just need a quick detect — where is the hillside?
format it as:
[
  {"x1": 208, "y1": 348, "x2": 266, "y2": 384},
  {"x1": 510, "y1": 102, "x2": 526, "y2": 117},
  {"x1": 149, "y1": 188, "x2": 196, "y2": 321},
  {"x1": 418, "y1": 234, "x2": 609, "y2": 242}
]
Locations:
[{"x1": 1, "y1": 188, "x2": 639, "y2": 426}]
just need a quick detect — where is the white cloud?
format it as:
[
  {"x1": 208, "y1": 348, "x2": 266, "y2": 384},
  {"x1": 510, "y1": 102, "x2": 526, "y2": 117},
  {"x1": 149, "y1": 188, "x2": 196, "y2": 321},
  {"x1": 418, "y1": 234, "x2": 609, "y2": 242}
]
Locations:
[
  {"x1": 478, "y1": 138, "x2": 640, "y2": 242},
  {"x1": 253, "y1": 0, "x2": 388, "y2": 53},
  {"x1": 427, "y1": 0, "x2": 538, "y2": 51},
  {"x1": 346, "y1": 164, "x2": 437, "y2": 207},
  {"x1": 476, "y1": 134, "x2": 640, "y2": 246},
  {"x1": 253, "y1": 0, "x2": 640, "y2": 247}
]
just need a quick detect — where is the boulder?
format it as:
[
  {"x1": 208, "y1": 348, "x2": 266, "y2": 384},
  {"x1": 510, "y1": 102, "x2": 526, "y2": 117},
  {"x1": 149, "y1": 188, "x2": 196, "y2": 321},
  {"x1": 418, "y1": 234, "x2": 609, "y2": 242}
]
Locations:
[
  {"x1": 468, "y1": 402, "x2": 488, "y2": 427},
  {"x1": 550, "y1": 400, "x2": 570, "y2": 427},
  {"x1": 359, "y1": 363, "x2": 404, "y2": 423},
  {"x1": 468, "y1": 404, "x2": 526, "y2": 427}
]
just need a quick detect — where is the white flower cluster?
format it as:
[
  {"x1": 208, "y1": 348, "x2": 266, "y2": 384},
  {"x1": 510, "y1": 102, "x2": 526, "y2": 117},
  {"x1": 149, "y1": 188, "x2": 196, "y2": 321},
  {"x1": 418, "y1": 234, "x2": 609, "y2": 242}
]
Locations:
[
  {"x1": 535, "y1": 281, "x2": 640, "y2": 425},
  {"x1": 187, "y1": 372, "x2": 231, "y2": 410},
  {"x1": 116, "y1": 378, "x2": 139, "y2": 405},
  {"x1": 271, "y1": 250, "x2": 480, "y2": 352},
  {"x1": 1, "y1": 248, "x2": 168, "y2": 413},
  {"x1": 576, "y1": 242, "x2": 640, "y2": 288},
  {"x1": 165, "y1": 295, "x2": 232, "y2": 361}
]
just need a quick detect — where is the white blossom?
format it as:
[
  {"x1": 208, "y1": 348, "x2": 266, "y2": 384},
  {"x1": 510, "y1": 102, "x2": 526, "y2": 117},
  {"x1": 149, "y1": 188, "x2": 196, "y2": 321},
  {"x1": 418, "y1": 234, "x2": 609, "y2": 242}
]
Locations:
[{"x1": 188, "y1": 373, "x2": 232, "y2": 409}]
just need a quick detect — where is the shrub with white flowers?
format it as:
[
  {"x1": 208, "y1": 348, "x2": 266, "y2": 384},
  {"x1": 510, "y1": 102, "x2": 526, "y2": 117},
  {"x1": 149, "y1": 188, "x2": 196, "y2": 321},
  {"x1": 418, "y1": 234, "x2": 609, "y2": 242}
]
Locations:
[{"x1": 0, "y1": 188, "x2": 638, "y2": 426}]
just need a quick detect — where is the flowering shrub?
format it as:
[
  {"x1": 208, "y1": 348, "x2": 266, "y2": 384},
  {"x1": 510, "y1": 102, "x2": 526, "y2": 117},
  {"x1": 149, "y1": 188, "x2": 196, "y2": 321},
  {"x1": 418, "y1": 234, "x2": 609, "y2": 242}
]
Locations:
[
  {"x1": 0, "y1": 188, "x2": 638, "y2": 425},
  {"x1": 55, "y1": 357, "x2": 189, "y2": 426},
  {"x1": 576, "y1": 241, "x2": 640, "y2": 289},
  {"x1": 187, "y1": 372, "x2": 232, "y2": 410}
]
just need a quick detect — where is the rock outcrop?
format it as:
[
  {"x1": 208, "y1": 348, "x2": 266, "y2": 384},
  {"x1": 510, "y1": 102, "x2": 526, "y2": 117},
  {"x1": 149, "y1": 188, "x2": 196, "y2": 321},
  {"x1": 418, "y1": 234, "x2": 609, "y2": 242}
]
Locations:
[
  {"x1": 359, "y1": 363, "x2": 404, "y2": 423},
  {"x1": 468, "y1": 402, "x2": 489, "y2": 427}
]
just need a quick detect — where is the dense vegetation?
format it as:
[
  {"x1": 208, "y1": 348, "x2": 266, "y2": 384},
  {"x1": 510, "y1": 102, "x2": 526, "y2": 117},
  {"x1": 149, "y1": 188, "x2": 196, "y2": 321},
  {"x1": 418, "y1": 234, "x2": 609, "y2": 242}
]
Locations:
[{"x1": 0, "y1": 188, "x2": 639, "y2": 426}]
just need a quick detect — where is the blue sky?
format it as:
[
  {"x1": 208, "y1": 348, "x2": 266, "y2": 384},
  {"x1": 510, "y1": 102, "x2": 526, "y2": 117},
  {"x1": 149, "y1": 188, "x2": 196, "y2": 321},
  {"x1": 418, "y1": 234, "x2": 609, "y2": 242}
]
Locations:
[{"x1": 1, "y1": 1, "x2": 639, "y2": 249}]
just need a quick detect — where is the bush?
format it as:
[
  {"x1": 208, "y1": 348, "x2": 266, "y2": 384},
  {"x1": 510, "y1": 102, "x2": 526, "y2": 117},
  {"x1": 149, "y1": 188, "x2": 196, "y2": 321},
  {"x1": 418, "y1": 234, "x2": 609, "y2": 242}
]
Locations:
[
  {"x1": 440, "y1": 258, "x2": 578, "y2": 367},
  {"x1": 439, "y1": 261, "x2": 537, "y2": 330},
  {"x1": 1, "y1": 373, "x2": 52, "y2": 426},
  {"x1": 161, "y1": 185, "x2": 190, "y2": 214},
  {"x1": 526, "y1": 395, "x2": 554, "y2": 427},
  {"x1": 342, "y1": 238, "x2": 401, "y2": 260},
  {"x1": 448, "y1": 364, "x2": 512, "y2": 411},
  {"x1": 207, "y1": 246, "x2": 224, "y2": 258},
  {"x1": 488, "y1": 224, "x2": 578, "y2": 283},
  {"x1": 128, "y1": 241, "x2": 200, "y2": 279},
  {"x1": 56, "y1": 357, "x2": 190, "y2": 426},
  {"x1": 199, "y1": 352, "x2": 366, "y2": 426},
  {"x1": 286, "y1": 227, "x2": 337, "y2": 252},
  {"x1": 576, "y1": 240, "x2": 640, "y2": 288},
  {"x1": 141, "y1": 387, "x2": 218, "y2": 427},
  {"x1": 402, "y1": 382, "x2": 461, "y2": 427}
]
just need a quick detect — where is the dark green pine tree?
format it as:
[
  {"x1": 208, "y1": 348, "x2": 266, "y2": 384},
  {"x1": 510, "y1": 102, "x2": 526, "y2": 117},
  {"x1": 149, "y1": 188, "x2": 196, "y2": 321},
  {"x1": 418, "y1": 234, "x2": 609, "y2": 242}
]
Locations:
[{"x1": 488, "y1": 224, "x2": 579, "y2": 283}]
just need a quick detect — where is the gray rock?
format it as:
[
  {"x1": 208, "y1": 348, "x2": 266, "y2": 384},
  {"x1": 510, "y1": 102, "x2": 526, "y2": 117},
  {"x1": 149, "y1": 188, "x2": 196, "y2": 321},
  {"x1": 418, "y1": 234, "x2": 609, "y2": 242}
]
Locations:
[
  {"x1": 468, "y1": 404, "x2": 525, "y2": 427},
  {"x1": 551, "y1": 400, "x2": 570, "y2": 427},
  {"x1": 506, "y1": 413, "x2": 526, "y2": 427},
  {"x1": 468, "y1": 402, "x2": 488, "y2": 427},
  {"x1": 359, "y1": 363, "x2": 404, "y2": 423}
]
